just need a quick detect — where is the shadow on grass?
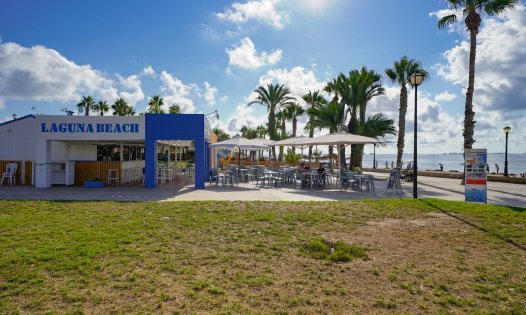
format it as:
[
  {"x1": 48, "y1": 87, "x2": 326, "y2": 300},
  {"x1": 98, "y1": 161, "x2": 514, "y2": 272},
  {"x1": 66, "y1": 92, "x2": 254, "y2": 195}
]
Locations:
[{"x1": 421, "y1": 199, "x2": 526, "y2": 252}]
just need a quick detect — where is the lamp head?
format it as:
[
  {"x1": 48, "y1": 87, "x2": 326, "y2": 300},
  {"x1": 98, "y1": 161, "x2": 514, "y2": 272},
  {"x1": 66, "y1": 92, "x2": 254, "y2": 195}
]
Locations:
[
  {"x1": 12, "y1": 113, "x2": 17, "y2": 120},
  {"x1": 503, "y1": 126, "x2": 511, "y2": 134},
  {"x1": 409, "y1": 71, "x2": 424, "y2": 87}
]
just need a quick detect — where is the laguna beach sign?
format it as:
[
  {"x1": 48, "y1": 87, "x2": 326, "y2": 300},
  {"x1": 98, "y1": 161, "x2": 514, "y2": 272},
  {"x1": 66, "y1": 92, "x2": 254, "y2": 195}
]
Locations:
[{"x1": 40, "y1": 122, "x2": 140, "y2": 133}]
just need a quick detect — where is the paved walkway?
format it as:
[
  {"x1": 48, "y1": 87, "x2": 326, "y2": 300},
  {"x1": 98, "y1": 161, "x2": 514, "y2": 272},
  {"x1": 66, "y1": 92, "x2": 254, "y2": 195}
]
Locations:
[{"x1": 0, "y1": 174, "x2": 524, "y2": 207}]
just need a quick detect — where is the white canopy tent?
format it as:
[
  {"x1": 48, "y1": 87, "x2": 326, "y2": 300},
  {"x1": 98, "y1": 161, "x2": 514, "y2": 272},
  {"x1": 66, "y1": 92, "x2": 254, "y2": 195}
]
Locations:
[{"x1": 210, "y1": 135, "x2": 270, "y2": 168}]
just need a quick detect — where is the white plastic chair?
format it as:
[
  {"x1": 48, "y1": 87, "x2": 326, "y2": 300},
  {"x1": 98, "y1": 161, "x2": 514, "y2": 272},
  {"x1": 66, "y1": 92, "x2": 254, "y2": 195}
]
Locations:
[
  {"x1": 1, "y1": 163, "x2": 18, "y2": 186},
  {"x1": 108, "y1": 168, "x2": 119, "y2": 185}
]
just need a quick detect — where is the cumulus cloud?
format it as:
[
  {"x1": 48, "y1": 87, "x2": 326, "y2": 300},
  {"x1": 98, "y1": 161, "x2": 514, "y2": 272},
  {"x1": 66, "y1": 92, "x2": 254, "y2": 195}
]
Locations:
[
  {"x1": 203, "y1": 81, "x2": 218, "y2": 105},
  {"x1": 141, "y1": 65, "x2": 155, "y2": 77},
  {"x1": 226, "y1": 37, "x2": 282, "y2": 69},
  {"x1": 258, "y1": 66, "x2": 326, "y2": 102},
  {"x1": 159, "y1": 71, "x2": 197, "y2": 114},
  {"x1": 117, "y1": 74, "x2": 145, "y2": 106},
  {"x1": 0, "y1": 41, "x2": 115, "y2": 103},
  {"x1": 0, "y1": 98, "x2": 5, "y2": 110},
  {"x1": 434, "y1": 91, "x2": 458, "y2": 102},
  {"x1": 216, "y1": 0, "x2": 289, "y2": 29}
]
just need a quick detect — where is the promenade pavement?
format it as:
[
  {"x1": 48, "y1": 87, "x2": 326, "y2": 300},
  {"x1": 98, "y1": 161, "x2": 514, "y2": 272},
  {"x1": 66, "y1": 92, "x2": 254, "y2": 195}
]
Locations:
[{"x1": 0, "y1": 174, "x2": 524, "y2": 207}]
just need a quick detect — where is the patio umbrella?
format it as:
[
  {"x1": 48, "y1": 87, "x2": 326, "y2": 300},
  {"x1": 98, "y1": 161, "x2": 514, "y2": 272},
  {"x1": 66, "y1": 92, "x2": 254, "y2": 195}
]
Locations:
[
  {"x1": 288, "y1": 132, "x2": 382, "y2": 146},
  {"x1": 210, "y1": 135, "x2": 270, "y2": 168},
  {"x1": 269, "y1": 136, "x2": 309, "y2": 161}
]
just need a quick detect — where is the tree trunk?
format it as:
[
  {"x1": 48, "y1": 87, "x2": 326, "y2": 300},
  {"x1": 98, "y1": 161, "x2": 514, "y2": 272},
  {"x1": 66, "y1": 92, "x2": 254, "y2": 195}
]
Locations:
[
  {"x1": 268, "y1": 110, "x2": 277, "y2": 160},
  {"x1": 85, "y1": 107, "x2": 89, "y2": 116},
  {"x1": 348, "y1": 106, "x2": 359, "y2": 168},
  {"x1": 396, "y1": 84, "x2": 408, "y2": 170},
  {"x1": 292, "y1": 118, "x2": 297, "y2": 153},
  {"x1": 461, "y1": 11, "x2": 480, "y2": 185},
  {"x1": 278, "y1": 120, "x2": 286, "y2": 161},
  {"x1": 308, "y1": 125, "x2": 314, "y2": 162}
]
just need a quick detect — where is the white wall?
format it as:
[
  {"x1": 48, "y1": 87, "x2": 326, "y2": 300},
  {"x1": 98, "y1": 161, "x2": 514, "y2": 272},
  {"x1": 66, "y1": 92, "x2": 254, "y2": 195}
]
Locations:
[{"x1": 0, "y1": 116, "x2": 37, "y2": 160}]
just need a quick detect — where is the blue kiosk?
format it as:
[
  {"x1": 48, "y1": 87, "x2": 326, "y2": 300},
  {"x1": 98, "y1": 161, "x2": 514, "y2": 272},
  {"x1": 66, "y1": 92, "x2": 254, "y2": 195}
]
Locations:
[{"x1": 144, "y1": 114, "x2": 211, "y2": 189}]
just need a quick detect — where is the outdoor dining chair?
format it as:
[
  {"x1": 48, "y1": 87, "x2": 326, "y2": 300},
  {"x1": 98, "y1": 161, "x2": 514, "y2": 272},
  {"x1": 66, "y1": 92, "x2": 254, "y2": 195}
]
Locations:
[{"x1": 0, "y1": 163, "x2": 18, "y2": 186}]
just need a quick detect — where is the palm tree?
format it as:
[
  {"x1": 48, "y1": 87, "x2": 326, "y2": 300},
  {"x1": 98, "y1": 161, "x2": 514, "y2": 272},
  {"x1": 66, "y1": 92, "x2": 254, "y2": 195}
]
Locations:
[
  {"x1": 212, "y1": 127, "x2": 230, "y2": 141},
  {"x1": 93, "y1": 100, "x2": 110, "y2": 116},
  {"x1": 248, "y1": 84, "x2": 296, "y2": 160},
  {"x1": 168, "y1": 104, "x2": 181, "y2": 114},
  {"x1": 307, "y1": 98, "x2": 346, "y2": 168},
  {"x1": 282, "y1": 102, "x2": 305, "y2": 153},
  {"x1": 438, "y1": 0, "x2": 518, "y2": 151},
  {"x1": 303, "y1": 90, "x2": 327, "y2": 162},
  {"x1": 77, "y1": 96, "x2": 95, "y2": 116},
  {"x1": 361, "y1": 113, "x2": 397, "y2": 139},
  {"x1": 112, "y1": 98, "x2": 135, "y2": 116},
  {"x1": 147, "y1": 95, "x2": 165, "y2": 114},
  {"x1": 339, "y1": 68, "x2": 385, "y2": 168},
  {"x1": 255, "y1": 125, "x2": 268, "y2": 139},
  {"x1": 385, "y1": 56, "x2": 428, "y2": 170}
]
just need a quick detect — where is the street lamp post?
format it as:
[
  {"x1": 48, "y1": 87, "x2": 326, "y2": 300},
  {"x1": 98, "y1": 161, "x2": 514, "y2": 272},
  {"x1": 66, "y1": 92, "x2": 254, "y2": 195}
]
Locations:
[
  {"x1": 409, "y1": 72, "x2": 424, "y2": 199},
  {"x1": 503, "y1": 126, "x2": 511, "y2": 177},
  {"x1": 373, "y1": 143, "x2": 376, "y2": 169}
]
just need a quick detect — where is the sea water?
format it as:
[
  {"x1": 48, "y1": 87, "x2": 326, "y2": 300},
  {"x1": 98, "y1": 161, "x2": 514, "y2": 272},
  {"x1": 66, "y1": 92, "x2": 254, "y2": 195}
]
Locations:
[{"x1": 361, "y1": 153, "x2": 526, "y2": 175}]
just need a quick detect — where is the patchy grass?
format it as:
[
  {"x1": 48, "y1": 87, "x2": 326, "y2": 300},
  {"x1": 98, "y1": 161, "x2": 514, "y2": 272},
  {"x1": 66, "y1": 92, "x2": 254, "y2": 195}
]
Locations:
[
  {"x1": 303, "y1": 238, "x2": 367, "y2": 262},
  {"x1": 0, "y1": 199, "x2": 525, "y2": 313}
]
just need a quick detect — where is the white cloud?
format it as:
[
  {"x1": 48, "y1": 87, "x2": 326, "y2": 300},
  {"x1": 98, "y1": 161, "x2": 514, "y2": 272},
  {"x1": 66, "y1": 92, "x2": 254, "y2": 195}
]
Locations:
[
  {"x1": 216, "y1": 0, "x2": 289, "y2": 29},
  {"x1": 0, "y1": 98, "x2": 5, "y2": 110},
  {"x1": 0, "y1": 41, "x2": 115, "y2": 103},
  {"x1": 141, "y1": 65, "x2": 155, "y2": 77},
  {"x1": 219, "y1": 95, "x2": 229, "y2": 103},
  {"x1": 159, "y1": 71, "x2": 197, "y2": 113},
  {"x1": 258, "y1": 66, "x2": 326, "y2": 102},
  {"x1": 434, "y1": 91, "x2": 458, "y2": 102},
  {"x1": 203, "y1": 81, "x2": 218, "y2": 105},
  {"x1": 117, "y1": 74, "x2": 144, "y2": 106},
  {"x1": 226, "y1": 37, "x2": 282, "y2": 69}
]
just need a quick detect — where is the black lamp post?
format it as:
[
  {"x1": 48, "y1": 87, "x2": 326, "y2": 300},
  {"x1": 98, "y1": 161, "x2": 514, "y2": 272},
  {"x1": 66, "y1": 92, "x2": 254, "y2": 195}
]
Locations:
[
  {"x1": 12, "y1": 113, "x2": 17, "y2": 120},
  {"x1": 409, "y1": 72, "x2": 424, "y2": 199},
  {"x1": 503, "y1": 126, "x2": 511, "y2": 177}
]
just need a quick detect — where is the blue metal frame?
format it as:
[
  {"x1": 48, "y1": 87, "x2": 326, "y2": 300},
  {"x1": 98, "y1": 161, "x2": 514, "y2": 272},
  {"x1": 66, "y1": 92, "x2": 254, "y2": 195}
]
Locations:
[{"x1": 145, "y1": 114, "x2": 210, "y2": 189}]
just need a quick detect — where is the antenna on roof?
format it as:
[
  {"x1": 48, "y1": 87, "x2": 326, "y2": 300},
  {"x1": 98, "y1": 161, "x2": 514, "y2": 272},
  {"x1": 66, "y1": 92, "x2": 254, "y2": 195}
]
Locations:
[
  {"x1": 205, "y1": 110, "x2": 219, "y2": 123},
  {"x1": 61, "y1": 108, "x2": 74, "y2": 116},
  {"x1": 31, "y1": 106, "x2": 41, "y2": 115}
]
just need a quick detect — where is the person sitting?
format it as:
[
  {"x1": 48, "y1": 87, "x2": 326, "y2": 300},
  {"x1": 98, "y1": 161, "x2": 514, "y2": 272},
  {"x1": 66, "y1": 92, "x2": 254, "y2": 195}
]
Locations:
[{"x1": 317, "y1": 163, "x2": 326, "y2": 186}]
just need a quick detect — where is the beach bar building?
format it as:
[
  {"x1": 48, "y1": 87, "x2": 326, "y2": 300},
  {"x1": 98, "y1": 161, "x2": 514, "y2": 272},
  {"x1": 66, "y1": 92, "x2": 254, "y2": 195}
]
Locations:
[{"x1": 0, "y1": 114, "x2": 215, "y2": 189}]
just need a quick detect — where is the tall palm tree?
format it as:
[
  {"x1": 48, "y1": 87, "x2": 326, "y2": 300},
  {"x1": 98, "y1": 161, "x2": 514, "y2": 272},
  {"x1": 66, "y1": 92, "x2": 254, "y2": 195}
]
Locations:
[
  {"x1": 282, "y1": 102, "x2": 305, "y2": 153},
  {"x1": 303, "y1": 90, "x2": 327, "y2": 162},
  {"x1": 77, "y1": 96, "x2": 95, "y2": 116},
  {"x1": 338, "y1": 68, "x2": 385, "y2": 168},
  {"x1": 168, "y1": 104, "x2": 181, "y2": 114},
  {"x1": 93, "y1": 100, "x2": 110, "y2": 116},
  {"x1": 248, "y1": 84, "x2": 296, "y2": 160},
  {"x1": 438, "y1": 0, "x2": 518, "y2": 151},
  {"x1": 111, "y1": 98, "x2": 135, "y2": 116},
  {"x1": 147, "y1": 95, "x2": 165, "y2": 114},
  {"x1": 307, "y1": 98, "x2": 346, "y2": 168},
  {"x1": 385, "y1": 56, "x2": 428, "y2": 170}
]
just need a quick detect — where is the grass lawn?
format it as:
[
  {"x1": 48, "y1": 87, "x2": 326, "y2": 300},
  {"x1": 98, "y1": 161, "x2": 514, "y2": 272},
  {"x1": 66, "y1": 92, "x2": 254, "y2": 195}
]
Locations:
[{"x1": 0, "y1": 199, "x2": 525, "y2": 314}]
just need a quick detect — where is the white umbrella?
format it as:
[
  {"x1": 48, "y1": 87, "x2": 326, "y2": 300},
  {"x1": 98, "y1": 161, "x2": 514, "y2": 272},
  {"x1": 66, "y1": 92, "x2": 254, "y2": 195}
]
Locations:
[
  {"x1": 289, "y1": 132, "x2": 381, "y2": 146},
  {"x1": 268, "y1": 136, "x2": 307, "y2": 146},
  {"x1": 210, "y1": 135, "x2": 270, "y2": 150},
  {"x1": 210, "y1": 135, "x2": 270, "y2": 168}
]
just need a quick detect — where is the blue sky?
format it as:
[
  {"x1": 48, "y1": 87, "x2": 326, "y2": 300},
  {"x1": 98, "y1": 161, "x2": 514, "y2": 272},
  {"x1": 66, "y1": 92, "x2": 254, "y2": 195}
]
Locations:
[{"x1": 1, "y1": 0, "x2": 525, "y2": 154}]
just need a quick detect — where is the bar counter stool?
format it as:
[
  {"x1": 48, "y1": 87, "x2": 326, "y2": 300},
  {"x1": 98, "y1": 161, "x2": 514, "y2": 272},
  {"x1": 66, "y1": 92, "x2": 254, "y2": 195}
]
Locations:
[{"x1": 108, "y1": 168, "x2": 119, "y2": 185}]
